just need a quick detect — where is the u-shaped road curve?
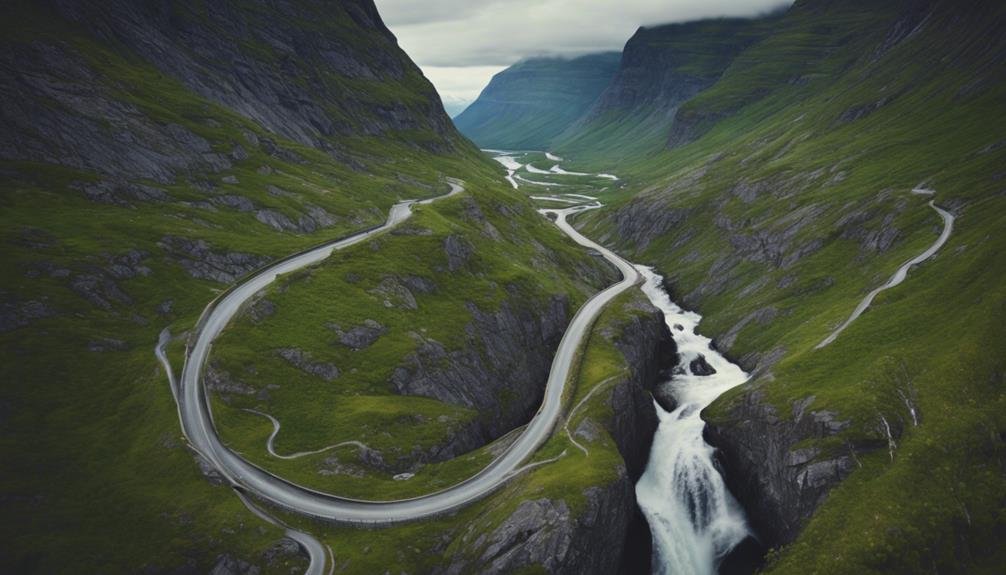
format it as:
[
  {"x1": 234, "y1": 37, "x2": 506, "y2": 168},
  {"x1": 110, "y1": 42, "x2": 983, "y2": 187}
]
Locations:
[{"x1": 168, "y1": 183, "x2": 638, "y2": 525}]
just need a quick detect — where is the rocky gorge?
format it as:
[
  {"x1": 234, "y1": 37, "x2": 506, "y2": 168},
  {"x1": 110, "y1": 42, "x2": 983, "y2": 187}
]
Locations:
[{"x1": 437, "y1": 293, "x2": 676, "y2": 574}]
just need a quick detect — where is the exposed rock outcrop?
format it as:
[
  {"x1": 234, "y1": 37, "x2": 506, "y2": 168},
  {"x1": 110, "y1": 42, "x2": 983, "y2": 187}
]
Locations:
[
  {"x1": 103, "y1": 249, "x2": 152, "y2": 280},
  {"x1": 838, "y1": 207, "x2": 904, "y2": 255},
  {"x1": 0, "y1": 297, "x2": 56, "y2": 332},
  {"x1": 329, "y1": 319, "x2": 386, "y2": 350},
  {"x1": 246, "y1": 298, "x2": 275, "y2": 323},
  {"x1": 689, "y1": 353, "x2": 717, "y2": 376},
  {"x1": 581, "y1": 22, "x2": 728, "y2": 120},
  {"x1": 158, "y1": 236, "x2": 268, "y2": 284},
  {"x1": 609, "y1": 203, "x2": 693, "y2": 251},
  {"x1": 75, "y1": 180, "x2": 172, "y2": 205},
  {"x1": 368, "y1": 276, "x2": 419, "y2": 310},
  {"x1": 205, "y1": 363, "x2": 258, "y2": 401},
  {"x1": 705, "y1": 390, "x2": 878, "y2": 547},
  {"x1": 251, "y1": 201, "x2": 339, "y2": 235},
  {"x1": 443, "y1": 478, "x2": 634, "y2": 575},
  {"x1": 607, "y1": 303, "x2": 678, "y2": 477},
  {"x1": 391, "y1": 292, "x2": 570, "y2": 440},
  {"x1": 69, "y1": 272, "x2": 132, "y2": 310},
  {"x1": 0, "y1": 0, "x2": 465, "y2": 184},
  {"x1": 437, "y1": 296, "x2": 675, "y2": 574},
  {"x1": 275, "y1": 348, "x2": 339, "y2": 382},
  {"x1": 554, "y1": 17, "x2": 776, "y2": 155},
  {"x1": 208, "y1": 554, "x2": 259, "y2": 575},
  {"x1": 443, "y1": 235, "x2": 474, "y2": 272}
]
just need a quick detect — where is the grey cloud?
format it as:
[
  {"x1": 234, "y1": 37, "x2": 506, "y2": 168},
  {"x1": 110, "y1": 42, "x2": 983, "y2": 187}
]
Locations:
[
  {"x1": 376, "y1": 0, "x2": 512, "y2": 26},
  {"x1": 374, "y1": 0, "x2": 793, "y2": 99},
  {"x1": 379, "y1": 0, "x2": 792, "y2": 66}
]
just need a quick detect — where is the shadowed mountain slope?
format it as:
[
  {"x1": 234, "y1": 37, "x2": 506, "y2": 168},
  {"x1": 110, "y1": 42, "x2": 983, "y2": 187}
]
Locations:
[{"x1": 453, "y1": 52, "x2": 621, "y2": 150}]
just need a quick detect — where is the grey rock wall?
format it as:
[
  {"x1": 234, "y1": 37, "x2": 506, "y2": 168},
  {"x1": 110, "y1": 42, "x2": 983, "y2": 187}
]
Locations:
[
  {"x1": 390, "y1": 292, "x2": 571, "y2": 441},
  {"x1": 0, "y1": 0, "x2": 466, "y2": 185},
  {"x1": 436, "y1": 297, "x2": 675, "y2": 574},
  {"x1": 704, "y1": 390, "x2": 882, "y2": 547}
]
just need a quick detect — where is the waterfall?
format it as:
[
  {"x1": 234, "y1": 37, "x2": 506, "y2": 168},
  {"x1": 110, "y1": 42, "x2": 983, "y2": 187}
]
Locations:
[{"x1": 634, "y1": 266, "x2": 752, "y2": 575}]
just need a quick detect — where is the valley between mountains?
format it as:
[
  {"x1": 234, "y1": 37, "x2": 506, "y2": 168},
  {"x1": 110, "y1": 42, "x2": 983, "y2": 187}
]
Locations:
[{"x1": 1, "y1": 1, "x2": 1004, "y2": 574}]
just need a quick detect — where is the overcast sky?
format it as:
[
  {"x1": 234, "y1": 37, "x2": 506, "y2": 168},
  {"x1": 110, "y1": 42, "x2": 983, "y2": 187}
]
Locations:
[{"x1": 374, "y1": 0, "x2": 793, "y2": 106}]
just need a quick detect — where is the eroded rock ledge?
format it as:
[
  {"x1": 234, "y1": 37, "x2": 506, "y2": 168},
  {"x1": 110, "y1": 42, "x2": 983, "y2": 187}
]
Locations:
[
  {"x1": 705, "y1": 388, "x2": 882, "y2": 548},
  {"x1": 437, "y1": 295, "x2": 675, "y2": 574}
]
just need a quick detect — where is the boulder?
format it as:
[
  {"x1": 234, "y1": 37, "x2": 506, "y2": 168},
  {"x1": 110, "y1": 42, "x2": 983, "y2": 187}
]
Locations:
[
  {"x1": 331, "y1": 319, "x2": 386, "y2": 350},
  {"x1": 276, "y1": 348, "x2": 339, "y2": 381},
  {"x1": 689, "y1": 353, "x2": 717, "y2": 376}
]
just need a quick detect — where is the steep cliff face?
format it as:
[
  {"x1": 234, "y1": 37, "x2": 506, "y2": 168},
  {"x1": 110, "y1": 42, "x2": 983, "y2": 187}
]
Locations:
[
  {"x1": 584, "y1": 19, "x2": 770, "y2": 120},
  {"x1": 608, "y1": 308, "x2": 677, "y2": 477},
  {"x1": 390, "y1": 294, "x2": 572, "y2": 441},
  {"x1": 1, "y1": 0, "x2": 468, "y2": 185},
  {"x1": 554, "y1": 17, "x2": 775, "y2": 162},
  {"x1": 705, "y1": 390, "x2": 871, "y2": 547},
  {"x1": 441, "y1": 478, "x2": 635, "y2": 575},
  {"x1": 437, "y1": 294, "x2": 675, "y2": 574},
  {"x1": 453, "y1": 53, "x2": 621, "y2": 150}
]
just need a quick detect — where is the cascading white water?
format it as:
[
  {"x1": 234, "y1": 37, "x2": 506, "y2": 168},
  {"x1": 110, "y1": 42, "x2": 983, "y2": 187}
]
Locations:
[{"x1": 634, "y1": 266, "x2": 752, "y2": 575}]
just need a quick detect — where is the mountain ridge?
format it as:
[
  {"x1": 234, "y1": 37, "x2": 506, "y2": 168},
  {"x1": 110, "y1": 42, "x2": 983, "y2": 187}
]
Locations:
[
  {"x1": 554, "y1": 15, "x2": 780, "y2": 162},
  {"x1": 453, "y1": 52, "x2": 621, "y2": 150}
]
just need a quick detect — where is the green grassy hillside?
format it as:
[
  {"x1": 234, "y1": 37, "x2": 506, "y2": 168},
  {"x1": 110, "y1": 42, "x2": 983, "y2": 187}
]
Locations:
[
  {"x1": 569, "y1": 0, "x2": 1006, "y2": 572},
  {"x1": 0, "y1": 1, "x2": 616, "y2": 572},
  {"x1": 275, "y1": 289, "x2": 666, "y2": 573},
  {"x1": 554, "y1": 16, "x2": 779, "y2": 166},
  {"x1": 453, "y1": 53, "x2": 621, "y2": 150},
  {"x1": 206, "y1": 181, "x2": 614, "y2": 500}
]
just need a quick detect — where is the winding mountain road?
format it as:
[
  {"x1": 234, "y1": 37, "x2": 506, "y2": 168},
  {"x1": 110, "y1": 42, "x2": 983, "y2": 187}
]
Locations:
[
  {"x1": 157, "y1": 332, "x2": 327, "y2": 574},
  {"x1": 817, "y1": 198, "x2": 954, "y2": 349},
  {"x1": 163, "y1": 180, "x2": 640, "y2": 528}
]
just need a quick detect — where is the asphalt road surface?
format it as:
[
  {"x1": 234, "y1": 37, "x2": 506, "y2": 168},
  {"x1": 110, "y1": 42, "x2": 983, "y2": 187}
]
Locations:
[{"x1": 169, "y1": 182, "x2": 640, "y2": 525}]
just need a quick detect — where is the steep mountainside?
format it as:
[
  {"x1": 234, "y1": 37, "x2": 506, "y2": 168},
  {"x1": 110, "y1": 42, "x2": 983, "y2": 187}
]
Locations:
[
  {"x1": 569, "y1": 0, "x2": 1006, "y2": 572},
  {"x1": 0, "y1": 1, "x2": 630, "y2": 573},
  {"x1": 554, "y1": 16, "x2": 778, "y2": 164},
  {"x1": 453, "y1": 53, "x2": 621, "y2": 150},
  {"x1": 2, "y1": 0, "x2": 468, "y2": 179}
]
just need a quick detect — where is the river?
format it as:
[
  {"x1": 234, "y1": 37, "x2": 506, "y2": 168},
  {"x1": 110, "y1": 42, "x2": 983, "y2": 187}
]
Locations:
[
  {"x1": 634, "y1": 266, "x2": 752, "y2": 575},
  {"x1": 489, "y1": 150, "x2": 757, "y2": 573}
]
